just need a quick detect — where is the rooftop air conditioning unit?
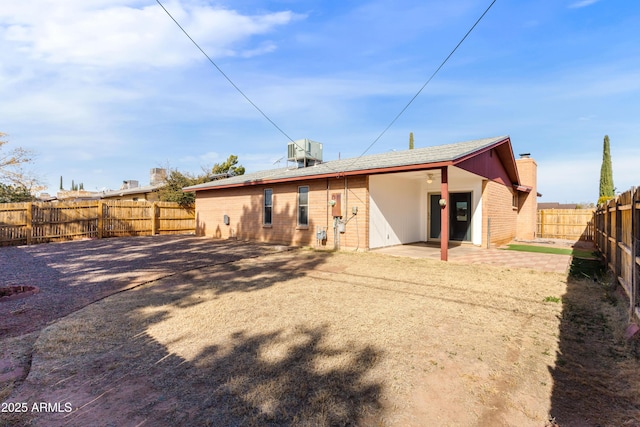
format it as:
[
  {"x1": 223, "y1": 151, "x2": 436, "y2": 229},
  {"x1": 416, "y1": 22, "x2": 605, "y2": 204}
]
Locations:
[
  {"x1": 121, "y1": 180, "x2": 139, "y2": 190},
  {"x1": 287, "y1": 139, "x2": 323, "y2": 167}
]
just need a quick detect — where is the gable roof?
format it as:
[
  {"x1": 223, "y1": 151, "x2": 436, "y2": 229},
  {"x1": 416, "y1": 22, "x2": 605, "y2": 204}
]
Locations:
[{"x1": 184, "y1": 135, "x2": 519, "y2": 192}]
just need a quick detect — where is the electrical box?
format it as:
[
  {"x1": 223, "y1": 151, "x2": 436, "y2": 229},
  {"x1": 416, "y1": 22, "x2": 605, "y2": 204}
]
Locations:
[
  {"x1": 352, "y1": 206, "x2": 358, "y2": 215},
  {"x1": 223, "y1": 214, "x2": 230, "y2": 225},
  {"x1": 316, "y1": 228, "x2": 327, "y2": 241},
  {"x1": 331, "y1": 193, "x2": 342, "y2": 217},
  {"x1": 338, "y1": 221, "x2": 346, "y2": 233}
]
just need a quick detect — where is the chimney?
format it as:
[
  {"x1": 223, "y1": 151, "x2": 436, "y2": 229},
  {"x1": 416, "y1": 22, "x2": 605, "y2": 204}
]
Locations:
[
  {"x1": 515, "y1": 155, "x2": 538, "y2": 240},
  {"x1": 150, "y1": 168, "x2": 167, "y2": 186}
]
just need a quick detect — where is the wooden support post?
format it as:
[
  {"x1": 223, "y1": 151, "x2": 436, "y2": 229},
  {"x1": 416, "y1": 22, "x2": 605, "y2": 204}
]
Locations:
[
  {"x1": 615, "y1": 198, "x2": 622, "y2": 281},
  {"x1": 441, "y1": 166, "x2": 449, "y2": 261},
  {"x1": 151, "y1": 202, "x2": 158, "y2": 235},
  {"x1": 604, "y1": 201, "x2": 612, "y2": 265},
  {"x1": 25, "y1": 202, "x2": 33, "y2": 245},
  {"x1": 97, "y1": 201, "x2": 104, "y2": 239},
  {"x1": 632, "y1": 187, "x2": 638, "y2": 317}
]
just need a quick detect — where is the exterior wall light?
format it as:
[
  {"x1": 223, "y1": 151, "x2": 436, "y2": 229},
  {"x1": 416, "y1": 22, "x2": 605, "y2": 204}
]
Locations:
[
  {"x1": 329, "y1": 199, "x2": 336, "y2": 206},
  {"x1": 439, "y1": 198, "x2": 447, "y2": 207},
  {"x1": 427, "y1": 174, "x2": 434, "y2": 184}
]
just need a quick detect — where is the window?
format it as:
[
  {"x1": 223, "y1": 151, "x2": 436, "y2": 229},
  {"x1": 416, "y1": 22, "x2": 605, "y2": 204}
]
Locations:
[
  {"x1": 264, "y1": 189, "x2": 273, "y2": 225},
  {"x1": 512, "y1": 192, "x2": 518, "y2": 209},
  {"x1": 297, "y1": 186, "x2": 309, "y2": 226}
]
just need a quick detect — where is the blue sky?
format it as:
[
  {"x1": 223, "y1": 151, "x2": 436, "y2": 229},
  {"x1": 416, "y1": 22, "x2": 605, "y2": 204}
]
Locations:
[{"x1": 1, "y1": 0, "x2": 638, "y2": 202}]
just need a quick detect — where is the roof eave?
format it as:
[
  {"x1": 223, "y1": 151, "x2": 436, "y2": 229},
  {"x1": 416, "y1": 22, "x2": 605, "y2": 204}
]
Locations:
[{"x1": 184, "y1": 160, "x2": 454, "y2": 192}]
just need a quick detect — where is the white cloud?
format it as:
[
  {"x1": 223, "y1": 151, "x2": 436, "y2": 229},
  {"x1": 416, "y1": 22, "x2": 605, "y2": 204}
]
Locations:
[
  {"x1": 1, "y1": 1, "x2": 301, "y2": 68},
  {"x1": 568, "y1": 0, "x2": 600, "y2": 9}
]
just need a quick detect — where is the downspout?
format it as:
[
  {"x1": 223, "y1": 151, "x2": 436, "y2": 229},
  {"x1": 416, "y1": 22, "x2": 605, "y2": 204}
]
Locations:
[
  {"x1": 326, "y1": 178, "x2": 330, "y2": 231},
  {"x1": 345, "y1": 177, "x2": 348, "y2": 248}
]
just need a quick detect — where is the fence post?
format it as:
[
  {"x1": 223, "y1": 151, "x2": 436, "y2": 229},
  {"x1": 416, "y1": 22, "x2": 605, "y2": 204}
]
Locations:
[
  {"x1": 97, "y1": 201, "x2": 104, "y2": 239},
  {"x1": 632, "y1": 188, "x2": 638, "y2": 318},
  {"x1": 615, "y1": 198, "x2": 622, "y2": 281},
  {"x1": 604, "y1": 204, "x2": 609, "y2": 262},
  {"x1": 25, "y1": 202, "x2": 33, "y2": 245},
  {"x1": 152, "y1": 202, "x2": 158, "y2": 235}
]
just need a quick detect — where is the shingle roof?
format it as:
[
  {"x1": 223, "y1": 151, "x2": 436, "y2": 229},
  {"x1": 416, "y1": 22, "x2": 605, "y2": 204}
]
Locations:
[
  {"x1": 101, "y1": 183, "x2": 164, "y2": 198},
  {"x1": 184, "y1": 135, "x2": 509, "y2": 192}
]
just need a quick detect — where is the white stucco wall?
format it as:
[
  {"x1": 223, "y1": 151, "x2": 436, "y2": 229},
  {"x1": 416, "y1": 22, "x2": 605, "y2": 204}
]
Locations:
[
  {"x1": 369, "y1": 174, "x2": 422, "y2": 248},
  {"x1": 369, "y1": 168, "x2": 483, "y2": 249}
]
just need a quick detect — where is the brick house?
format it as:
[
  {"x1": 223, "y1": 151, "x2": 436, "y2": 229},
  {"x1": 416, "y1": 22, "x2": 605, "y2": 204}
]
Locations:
[{"x1": 184, "y1": 136, "x2": 538, "y2": 260}]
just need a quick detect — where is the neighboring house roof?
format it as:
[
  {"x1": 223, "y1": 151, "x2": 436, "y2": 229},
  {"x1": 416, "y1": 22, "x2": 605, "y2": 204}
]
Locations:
[
  {"x1": 56, "y1": 190, "x2": 103, "y2": 201},
  {"x1": 101, "y1": 183, "x2": 164, "y2": 198},
  {"x1": 538, "y1": 202, "x2": 578, "y2": 209},
  {"x1": 185, "y1": 136, "x2": 521, "y2": 192}
]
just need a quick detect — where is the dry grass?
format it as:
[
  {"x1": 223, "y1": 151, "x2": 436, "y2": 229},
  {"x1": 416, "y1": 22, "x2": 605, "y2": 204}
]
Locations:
[{"x1": 3, "y1": 248, "x2": 640, "y2": 426}]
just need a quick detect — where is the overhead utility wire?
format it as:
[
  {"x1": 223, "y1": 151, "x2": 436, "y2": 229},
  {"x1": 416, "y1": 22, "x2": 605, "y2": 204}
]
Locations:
[
  {"x1": 155, "y1": 0, "x2": 297, "y2": 146},
  {"x1": 345, "y1": 0, "x2": 498, "y2": 170}
]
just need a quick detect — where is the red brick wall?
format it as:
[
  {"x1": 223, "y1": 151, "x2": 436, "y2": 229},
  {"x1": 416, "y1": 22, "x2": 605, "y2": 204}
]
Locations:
[
  {"x1": 480, "y1": 157, "x2": 538, "y2": 247},
  {"x1": 482, "y1": 180, "x2": 518, "y2": 247},
  {"x1": 194, "y1": 175, "x2": 369, "y2": 249},
  {"x1": 515, "y1": 158, "x2": 538, "y2": 240},
  {"x1": 333, "y1": 176, "x2": 369, "y2": 250}
]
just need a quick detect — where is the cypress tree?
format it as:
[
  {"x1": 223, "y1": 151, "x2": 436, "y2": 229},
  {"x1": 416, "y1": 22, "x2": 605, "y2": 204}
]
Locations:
[
  {"x1": 409, "y1": 132, "x2": 414, "y2": 150},
  {"x1": 598, "y1": 135, "x2": 615, "y2": 205},
  {"x1": 59, "y1": 176, "x2": 63, "y2": 190}
]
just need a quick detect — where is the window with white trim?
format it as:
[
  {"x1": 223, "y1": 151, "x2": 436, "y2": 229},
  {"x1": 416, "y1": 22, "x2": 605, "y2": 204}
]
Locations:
[
  {"x1": 297, "y1": 186, "x2": 309, "y2": 226},
  {"x1": 264, "y1": 189, "x2": 273, "y2": 225}
]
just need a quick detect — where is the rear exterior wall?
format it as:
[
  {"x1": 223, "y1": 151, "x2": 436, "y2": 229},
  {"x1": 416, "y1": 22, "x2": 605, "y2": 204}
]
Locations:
[
  {"x1": 194, "y1": 175, "x2": 368, "y2": 249},
  {"x1": 482, "y1": 180, "x2": 518, "y2": 247},
  {"x1": 515, "y1": 158, "x2": 538, "y2": 240}
]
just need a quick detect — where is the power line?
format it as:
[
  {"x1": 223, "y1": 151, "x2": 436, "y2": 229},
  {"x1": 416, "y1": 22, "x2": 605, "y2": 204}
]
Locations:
[
  {"x1": 155, "y1": 0, "x2": 296, "y2": 145},
  {"x1": 345, "y1": 0, "x2": 498, "y2": 170},
  {"x1": 157, "y1": 0, "x2": 497, "y2": 175}
]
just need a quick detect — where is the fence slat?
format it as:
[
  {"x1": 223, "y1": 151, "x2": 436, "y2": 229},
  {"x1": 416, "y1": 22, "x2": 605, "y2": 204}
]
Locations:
[
  {"x1": 0, "y1": 200, "x2": 195, "y2": 246},
  {"x1": 536, "y1": 209, "x2": 595, "y2": 241},
  {"x1": 595, "y1": 186, "x2": 639, "y2": 322}
]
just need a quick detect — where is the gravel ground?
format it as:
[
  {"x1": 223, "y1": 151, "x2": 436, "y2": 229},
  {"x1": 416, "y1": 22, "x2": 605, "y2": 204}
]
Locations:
[
  {"x1": 2, "y1": 236, "x2": 639, "y2": 427},
  {"x1": 0, "y1": 235, "x2": 283, "y2": 339}
]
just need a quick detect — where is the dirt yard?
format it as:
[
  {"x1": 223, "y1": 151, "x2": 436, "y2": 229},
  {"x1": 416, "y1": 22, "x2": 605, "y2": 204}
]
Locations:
[{"x1": 1, "y1": 238, "x2": 639, "y2": 426}]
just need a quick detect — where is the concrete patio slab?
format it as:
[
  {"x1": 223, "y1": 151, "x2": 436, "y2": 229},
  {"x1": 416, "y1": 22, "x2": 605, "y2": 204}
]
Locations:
[{"x1": 371, "y1": 242, "x2": 572, "y2": 274}]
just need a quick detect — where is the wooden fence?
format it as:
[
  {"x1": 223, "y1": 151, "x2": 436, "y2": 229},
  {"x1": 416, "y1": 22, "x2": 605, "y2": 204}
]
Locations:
[
  {"x1": 594, "y1": 187, "x2": 640, "y2": 321},
  {"x1": 0, "y1": 201, "x2": 195, "y2": 246},
  {"x1": 537, "y1": 208, "x2": 595, "y2": 241}
]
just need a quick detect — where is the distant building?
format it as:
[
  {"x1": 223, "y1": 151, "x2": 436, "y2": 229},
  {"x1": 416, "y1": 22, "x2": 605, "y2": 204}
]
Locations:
[
  {"x1": 538, "y1": 202, "x2": 578, "y2": 210},
  {"x1": 55, "y1": 190, "x2": 102, "y2": 201},
  {"x1": 101, "y1": 168, "x2": 167, "y2": 201}
]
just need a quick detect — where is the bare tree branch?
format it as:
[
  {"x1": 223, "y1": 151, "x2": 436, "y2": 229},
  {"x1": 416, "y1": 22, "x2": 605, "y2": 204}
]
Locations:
[{"x1": 0, "y1": 132, "x2": 44, "y2": 192}]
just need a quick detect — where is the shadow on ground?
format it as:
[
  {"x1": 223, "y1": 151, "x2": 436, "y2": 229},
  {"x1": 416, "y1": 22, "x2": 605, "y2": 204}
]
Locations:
[
  {"x1": 548, "y1": 247, "x2": 640, "y2": 426},
  {"x1": 0, "y1": 235, "x2": 290, "y2": 338},
  {"x1": 2, "y1": 248, "x2": 383, "y2": 427}
]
